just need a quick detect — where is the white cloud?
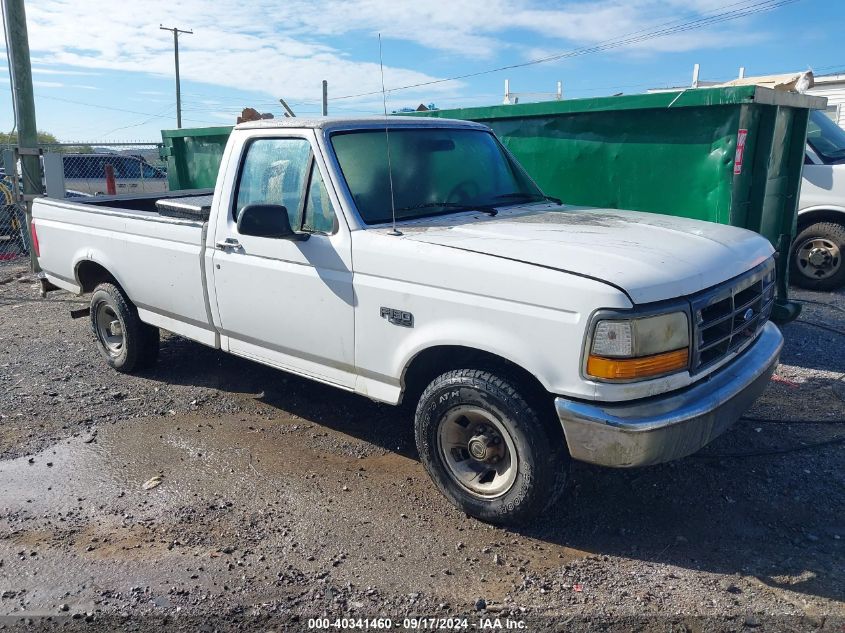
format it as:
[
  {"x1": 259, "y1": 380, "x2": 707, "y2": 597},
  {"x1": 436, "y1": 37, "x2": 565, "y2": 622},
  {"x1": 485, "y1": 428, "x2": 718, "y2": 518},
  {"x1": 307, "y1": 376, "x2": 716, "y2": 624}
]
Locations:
[
  {"x1": 0, "y1": 76, "x2": 100, "y2": 90},
  {"x1": 290, "y1": 0, "x2": 765, "y2": 58},
  {"x1": 15, "y1": 0, "x2": 768, "y2": 105},
  {"x1": 22, "y1": 0, "x2": 461, "y2": 106},
  {"x1": 31, "y1": 67, "x2": 99, "y2": 76}
]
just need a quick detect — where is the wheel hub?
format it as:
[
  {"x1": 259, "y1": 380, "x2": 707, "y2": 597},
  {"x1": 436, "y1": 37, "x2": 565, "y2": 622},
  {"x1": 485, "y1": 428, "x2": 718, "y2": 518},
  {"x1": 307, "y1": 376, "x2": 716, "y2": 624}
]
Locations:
[
  {"x1": 797, "y1": 237, "x2": 841, "y2": 280},
  {"x1": 467, "y1": 430, "x2": 500, "y2": 462},
  {"x1": 95, "y1": 303, "x2": 125, "y2": 357},
  {"x1": 808, "y1": 247, "x2": 831, "y2": 267},
  {"x1": 108, "y1": 320, "x2": 123, "y2": 337},
  {"x1": 437, "y1": 408, "x2": 518, "y2": 499}
]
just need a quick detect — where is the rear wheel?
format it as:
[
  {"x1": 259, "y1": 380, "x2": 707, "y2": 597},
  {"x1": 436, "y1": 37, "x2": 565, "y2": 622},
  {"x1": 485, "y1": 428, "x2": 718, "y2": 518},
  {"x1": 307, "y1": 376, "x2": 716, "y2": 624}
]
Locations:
[
  {"x1": 414, "y1": 369, "x2": 569, "y2": 524},
  {"x1": 90, "y1": 282, "x2": 159, "y2": 373},
  {"x1": 790, "y1": 221, "x2": 845, "y2": 291}
]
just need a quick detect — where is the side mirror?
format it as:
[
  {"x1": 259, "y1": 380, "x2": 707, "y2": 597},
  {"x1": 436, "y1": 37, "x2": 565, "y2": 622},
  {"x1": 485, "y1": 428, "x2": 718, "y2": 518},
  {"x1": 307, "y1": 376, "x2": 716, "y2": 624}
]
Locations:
[{"x1": 236, "y1": 204, "x2": 309, "y2": 241}]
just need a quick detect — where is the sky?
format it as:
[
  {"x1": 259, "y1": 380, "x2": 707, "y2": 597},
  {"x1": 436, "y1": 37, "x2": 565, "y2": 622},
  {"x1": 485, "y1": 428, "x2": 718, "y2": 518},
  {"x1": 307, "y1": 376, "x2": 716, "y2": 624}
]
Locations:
[{"x1": 0, "y1": 0, "x2": 843, "y2": 142}]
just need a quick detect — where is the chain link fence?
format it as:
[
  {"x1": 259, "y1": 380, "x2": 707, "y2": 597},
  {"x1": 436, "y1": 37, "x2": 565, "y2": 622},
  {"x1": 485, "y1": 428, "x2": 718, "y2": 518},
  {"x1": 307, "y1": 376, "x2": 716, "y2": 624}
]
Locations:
[
  {"x1": 0, "y1": 141, "x2": 166, "y2": 276},
  {"x1": 42, "y1": 142, "x2": 168, "y2": 198},
  {"x1": 0, "y1": 147, "x2": 29, "y2": 272}
]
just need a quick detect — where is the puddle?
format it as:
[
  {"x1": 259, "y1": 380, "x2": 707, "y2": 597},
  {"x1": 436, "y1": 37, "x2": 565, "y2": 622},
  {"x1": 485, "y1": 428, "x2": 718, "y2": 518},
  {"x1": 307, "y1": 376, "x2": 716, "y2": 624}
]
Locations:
[
  {"x1": 1, "y1": 413, "x2": 585, "y2": 614},
  {"x1": 1, "y1": 416, "x2": 261, "y2": 512}
]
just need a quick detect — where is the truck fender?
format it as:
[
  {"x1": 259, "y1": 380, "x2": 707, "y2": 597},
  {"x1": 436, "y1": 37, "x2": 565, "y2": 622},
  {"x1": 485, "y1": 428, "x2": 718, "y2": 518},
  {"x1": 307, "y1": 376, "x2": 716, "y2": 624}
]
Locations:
[
  {"x1": 72, "y1": 249, "x2": 129, "y2": 296},
  {"x1": 796, "y1": 205, "x2": 845, "y2": 228},
  {"x1": 395, "y1": 319, "x2": 556, "y2": 395}
]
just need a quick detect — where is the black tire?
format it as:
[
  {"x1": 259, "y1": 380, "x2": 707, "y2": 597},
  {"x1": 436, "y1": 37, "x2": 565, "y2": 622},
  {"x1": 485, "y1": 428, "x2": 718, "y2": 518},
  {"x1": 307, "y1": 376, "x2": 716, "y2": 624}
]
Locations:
[
  {"x1": 790, "y1": 221, "x2": 845, "y2": 291},
  {"x1": 414, "y1": 369, "x2": 569, "y2": 525},
  {"x1": 90, "y1": 282, "x2": 159, "y2": 373}
]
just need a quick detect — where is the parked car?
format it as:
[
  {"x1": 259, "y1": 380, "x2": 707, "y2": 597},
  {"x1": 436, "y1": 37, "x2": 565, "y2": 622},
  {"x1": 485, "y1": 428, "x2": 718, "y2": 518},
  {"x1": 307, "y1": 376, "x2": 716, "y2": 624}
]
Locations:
[
  {"x1": 62, "y1": 154, "x2": 167, "y2": 196},
  {"x1": 32, "y1": 117, "x2": 782, "y2": 524},
  {"x1": 793, "y1": 110, "x2": 845, "y2": 290}
]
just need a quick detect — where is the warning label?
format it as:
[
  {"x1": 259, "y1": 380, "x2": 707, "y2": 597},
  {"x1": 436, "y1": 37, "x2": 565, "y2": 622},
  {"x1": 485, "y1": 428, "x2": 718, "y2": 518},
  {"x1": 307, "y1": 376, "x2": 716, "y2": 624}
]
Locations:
[{"x1": 733, "y1": 129, "x2": 748, "y2": 175}]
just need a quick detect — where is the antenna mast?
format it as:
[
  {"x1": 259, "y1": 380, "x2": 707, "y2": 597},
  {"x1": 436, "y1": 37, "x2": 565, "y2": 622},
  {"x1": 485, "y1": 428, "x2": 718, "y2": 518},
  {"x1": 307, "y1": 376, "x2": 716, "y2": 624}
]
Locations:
[{"x1": 379, "y1": 34, "x2": 400, "y2": 236}]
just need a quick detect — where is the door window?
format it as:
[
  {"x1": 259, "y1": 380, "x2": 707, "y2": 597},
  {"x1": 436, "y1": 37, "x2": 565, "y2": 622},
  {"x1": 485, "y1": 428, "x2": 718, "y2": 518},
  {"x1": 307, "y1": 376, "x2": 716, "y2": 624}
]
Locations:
[
  {"x1": 234, "y1": 138, "x2": 337, "y2": 234},
  {"x1": 234, "y1": 138, "x2": 311, "y2": 226}
]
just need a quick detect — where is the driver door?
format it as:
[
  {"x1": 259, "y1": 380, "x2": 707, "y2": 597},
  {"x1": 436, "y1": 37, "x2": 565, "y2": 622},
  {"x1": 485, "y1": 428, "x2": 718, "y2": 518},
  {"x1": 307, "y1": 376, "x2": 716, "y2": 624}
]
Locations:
[{"x1": 209, "y1": 133, "x2": 355, "y2": 388}]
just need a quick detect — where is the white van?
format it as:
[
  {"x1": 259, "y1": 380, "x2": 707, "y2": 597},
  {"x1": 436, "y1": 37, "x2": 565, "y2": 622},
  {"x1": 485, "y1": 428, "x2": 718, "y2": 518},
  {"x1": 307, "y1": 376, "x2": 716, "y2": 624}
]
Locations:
[
  {"x1": 62, "y1": 154, "x2": 168, "y2": 196},
  {"x1": 794, "y1": 110, "x2": 845, "y2": 290}
]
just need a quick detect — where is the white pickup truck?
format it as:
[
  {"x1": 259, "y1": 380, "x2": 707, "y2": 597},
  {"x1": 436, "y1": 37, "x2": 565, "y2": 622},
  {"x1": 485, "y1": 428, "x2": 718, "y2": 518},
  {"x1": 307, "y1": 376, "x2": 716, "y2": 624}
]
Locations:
[{"x1": 32, "y1": 117, "x2": 783, "y2": 524}]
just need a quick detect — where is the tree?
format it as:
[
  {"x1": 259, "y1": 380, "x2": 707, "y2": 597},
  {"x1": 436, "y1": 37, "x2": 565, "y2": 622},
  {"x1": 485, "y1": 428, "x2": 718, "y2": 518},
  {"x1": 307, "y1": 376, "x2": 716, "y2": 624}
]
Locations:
[{"x1": 0, "y1": 130, "x2": 92, "y2": 153}]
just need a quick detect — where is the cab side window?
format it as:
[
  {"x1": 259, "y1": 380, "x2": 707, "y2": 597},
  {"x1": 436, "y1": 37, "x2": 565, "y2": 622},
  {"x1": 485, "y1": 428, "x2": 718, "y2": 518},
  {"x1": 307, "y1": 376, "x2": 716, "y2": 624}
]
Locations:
[{"x1": 234, "y1": 138, "x2": 337, "y2": 235}]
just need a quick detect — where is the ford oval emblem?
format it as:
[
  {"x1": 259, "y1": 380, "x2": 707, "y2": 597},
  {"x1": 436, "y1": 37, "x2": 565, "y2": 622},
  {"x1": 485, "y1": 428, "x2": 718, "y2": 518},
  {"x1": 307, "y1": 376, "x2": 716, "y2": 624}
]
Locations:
[{"x1": 743, "y1": 308, "x2": 754, "y2": 321}]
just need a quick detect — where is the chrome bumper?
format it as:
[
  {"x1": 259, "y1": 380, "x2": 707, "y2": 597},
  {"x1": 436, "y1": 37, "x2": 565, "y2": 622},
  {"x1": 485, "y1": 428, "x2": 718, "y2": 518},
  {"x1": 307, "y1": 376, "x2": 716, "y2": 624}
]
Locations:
[{"x1": 556, "y1": 322, "x2": 783, "y2": 468}]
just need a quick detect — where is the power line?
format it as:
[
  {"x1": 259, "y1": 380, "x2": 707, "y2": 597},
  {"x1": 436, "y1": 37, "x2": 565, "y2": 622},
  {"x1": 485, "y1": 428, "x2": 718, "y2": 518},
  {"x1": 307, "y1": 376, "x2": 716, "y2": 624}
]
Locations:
[
  {"x1": 30, "y1": 92, "x2": 219, "y2": 126},
  {"x1": 99, "y1": 103, "x2": 176, "y2": 138},
  {"x1": 328, "y1": 0, "x2": 803, "y2": 102}
]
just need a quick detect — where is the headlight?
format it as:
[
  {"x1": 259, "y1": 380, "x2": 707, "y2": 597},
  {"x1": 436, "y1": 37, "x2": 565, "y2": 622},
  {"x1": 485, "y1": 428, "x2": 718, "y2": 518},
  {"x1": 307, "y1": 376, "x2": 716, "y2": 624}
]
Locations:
[{"x1": 586, "y1": 311, "x2": 690, "y2": 381}]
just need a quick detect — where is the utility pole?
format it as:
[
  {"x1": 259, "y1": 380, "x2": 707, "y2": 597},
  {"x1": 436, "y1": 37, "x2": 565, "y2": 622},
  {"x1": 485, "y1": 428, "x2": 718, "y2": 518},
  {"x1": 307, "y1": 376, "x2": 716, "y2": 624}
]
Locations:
[
  {"x1": 2, "y1": 0, "x2": 41, "y2": 271},
  {"x1": 160, "y1": 25, "x2": 192, "y2": 128},
  {"x1": 322, "y1": 80, "x2": 328, "y2": 116}
]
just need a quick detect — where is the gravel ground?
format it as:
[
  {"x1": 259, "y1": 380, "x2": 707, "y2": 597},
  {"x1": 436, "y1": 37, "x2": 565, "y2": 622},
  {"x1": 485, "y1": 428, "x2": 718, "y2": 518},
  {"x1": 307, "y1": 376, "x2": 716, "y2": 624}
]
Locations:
[{"x1": 0, "y1": 261, "x2": 843, "y2": 632}]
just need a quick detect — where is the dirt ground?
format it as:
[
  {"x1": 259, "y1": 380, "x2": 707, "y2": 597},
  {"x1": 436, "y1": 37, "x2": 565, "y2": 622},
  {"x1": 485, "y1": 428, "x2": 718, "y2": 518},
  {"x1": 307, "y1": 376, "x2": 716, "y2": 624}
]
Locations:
[{"x1": 0, "y1": 261, "x2": 843, "y2": 632}]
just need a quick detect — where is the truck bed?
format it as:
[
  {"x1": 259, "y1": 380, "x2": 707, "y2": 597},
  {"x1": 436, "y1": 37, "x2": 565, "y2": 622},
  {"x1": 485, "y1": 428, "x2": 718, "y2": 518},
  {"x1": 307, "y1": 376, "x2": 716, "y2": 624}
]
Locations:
[
  {"x1": 71, "y1": 188, "x2": 214, "y2": 217},
  {"x1": 32, "y1": 191, "x2": 218, "y2": 348}
]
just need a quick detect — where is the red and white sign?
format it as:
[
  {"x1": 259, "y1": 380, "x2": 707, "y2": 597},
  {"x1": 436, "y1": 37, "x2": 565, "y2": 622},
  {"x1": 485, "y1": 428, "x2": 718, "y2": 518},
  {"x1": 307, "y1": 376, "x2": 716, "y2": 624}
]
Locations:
[{"x1": 733, "y1": 129, "x2": 748, "y2": 175}]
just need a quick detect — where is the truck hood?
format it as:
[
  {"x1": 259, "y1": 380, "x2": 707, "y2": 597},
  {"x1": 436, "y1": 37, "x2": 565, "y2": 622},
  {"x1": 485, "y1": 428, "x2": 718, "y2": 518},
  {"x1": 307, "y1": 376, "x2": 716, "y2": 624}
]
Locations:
[{"x1": 400, "y1": 206, "x2": 775, "y2": 304}]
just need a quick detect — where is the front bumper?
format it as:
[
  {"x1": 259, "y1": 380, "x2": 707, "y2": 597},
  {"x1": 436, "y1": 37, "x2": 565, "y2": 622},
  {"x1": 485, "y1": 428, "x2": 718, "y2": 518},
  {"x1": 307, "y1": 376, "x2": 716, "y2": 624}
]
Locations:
[{"x1": 556, "y1": 321, "x2": 783, "y2": 467}]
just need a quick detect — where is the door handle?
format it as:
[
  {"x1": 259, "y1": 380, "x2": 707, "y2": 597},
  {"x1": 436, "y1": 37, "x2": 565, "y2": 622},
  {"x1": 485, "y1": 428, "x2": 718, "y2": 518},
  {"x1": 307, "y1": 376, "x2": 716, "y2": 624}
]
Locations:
[{"x1": 215, "y1": 238, "x2": 241, "y2": 250}]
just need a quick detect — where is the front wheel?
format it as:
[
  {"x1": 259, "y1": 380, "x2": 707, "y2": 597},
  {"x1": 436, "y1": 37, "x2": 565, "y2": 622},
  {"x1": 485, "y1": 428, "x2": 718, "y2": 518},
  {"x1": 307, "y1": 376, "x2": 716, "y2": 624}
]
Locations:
[
  {"x1": 414, "y1": 369, "x2": 569, "y2": 525},
  {"x1": 790, "y1": 221, "x2": 845, "y2": 291}
]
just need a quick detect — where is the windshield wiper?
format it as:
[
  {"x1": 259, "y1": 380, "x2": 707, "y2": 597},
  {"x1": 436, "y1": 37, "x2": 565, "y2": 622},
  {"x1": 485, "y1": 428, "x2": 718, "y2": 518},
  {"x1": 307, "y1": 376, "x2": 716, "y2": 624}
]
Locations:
[
  {"x1": 494, "y1": 192, "x2": 562, "y2": 205},
  {"x1": 394, "y1": 201, "x2": 499, "y2": 217}
]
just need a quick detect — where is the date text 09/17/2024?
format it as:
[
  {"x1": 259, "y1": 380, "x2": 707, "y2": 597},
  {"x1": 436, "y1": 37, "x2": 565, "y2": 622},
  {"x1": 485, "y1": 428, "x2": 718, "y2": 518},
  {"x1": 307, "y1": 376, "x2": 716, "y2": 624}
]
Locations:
[{"x1": 307, "y1": 617, "x2": 528, "y2": 630}]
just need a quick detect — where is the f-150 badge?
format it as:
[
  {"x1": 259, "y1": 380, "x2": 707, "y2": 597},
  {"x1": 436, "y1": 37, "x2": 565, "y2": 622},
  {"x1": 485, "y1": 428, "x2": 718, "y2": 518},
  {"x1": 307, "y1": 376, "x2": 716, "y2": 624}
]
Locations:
[{"x1": 380, "y1": 307, "x2": 414, "y2": 328}]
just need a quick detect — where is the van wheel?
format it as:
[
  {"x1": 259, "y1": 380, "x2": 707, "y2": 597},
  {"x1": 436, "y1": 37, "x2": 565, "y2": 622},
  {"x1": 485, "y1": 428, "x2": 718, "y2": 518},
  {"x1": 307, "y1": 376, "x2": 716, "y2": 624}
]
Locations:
[
  {"x1": 414, "y1": 369, "x2": 568, "y2": 525},
  {"x1": 90, "y1": 282, "x2": 159, "y2": 373},
  {"x1": 790, "y1": 222, "x2": 845, "y2": 291}
]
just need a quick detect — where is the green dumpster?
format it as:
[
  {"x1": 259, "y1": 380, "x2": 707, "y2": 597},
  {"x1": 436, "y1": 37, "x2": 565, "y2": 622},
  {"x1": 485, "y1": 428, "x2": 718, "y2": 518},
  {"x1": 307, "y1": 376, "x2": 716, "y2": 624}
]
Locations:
[
  {"x1": 160, "y1": 86, "x2": 824, "y2": 320},
  {"x1": 160, "y1": 126, "x2": 233, "y2": 191},
  {"x1": 413, "y1": 86, "x2": 827, "y2": 321}
]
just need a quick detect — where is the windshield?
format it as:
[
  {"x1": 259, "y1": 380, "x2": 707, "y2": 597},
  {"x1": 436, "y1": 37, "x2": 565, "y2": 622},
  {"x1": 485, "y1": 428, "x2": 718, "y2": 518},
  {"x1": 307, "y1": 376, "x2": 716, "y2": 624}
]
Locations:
[
  {"x1": 807, "y1": 110, "x2": 845, "y2": 163},
  {"x1": 330, "y1": 128, "x2": 543, "y2": 224}
]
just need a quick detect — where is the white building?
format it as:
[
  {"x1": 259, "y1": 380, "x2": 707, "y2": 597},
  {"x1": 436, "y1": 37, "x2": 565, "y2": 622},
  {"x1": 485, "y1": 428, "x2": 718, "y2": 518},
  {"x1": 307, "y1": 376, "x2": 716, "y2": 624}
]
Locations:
[{"x1": 807, "y1": 73, "x2": 845, "y2": 126}]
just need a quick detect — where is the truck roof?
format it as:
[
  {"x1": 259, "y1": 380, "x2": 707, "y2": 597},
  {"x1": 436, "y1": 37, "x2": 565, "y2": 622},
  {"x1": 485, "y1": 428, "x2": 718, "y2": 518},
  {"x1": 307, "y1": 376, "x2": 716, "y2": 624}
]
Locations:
[{"x1": 235, "y1": 115, "x2": 489, "y2": 132}]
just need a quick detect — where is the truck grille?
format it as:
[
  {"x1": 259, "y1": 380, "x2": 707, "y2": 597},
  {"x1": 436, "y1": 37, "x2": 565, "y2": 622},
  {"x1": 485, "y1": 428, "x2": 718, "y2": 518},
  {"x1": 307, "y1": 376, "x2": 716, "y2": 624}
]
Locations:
[{"x1": 690, "y1": 260, "x2": 776, "y2": 373}]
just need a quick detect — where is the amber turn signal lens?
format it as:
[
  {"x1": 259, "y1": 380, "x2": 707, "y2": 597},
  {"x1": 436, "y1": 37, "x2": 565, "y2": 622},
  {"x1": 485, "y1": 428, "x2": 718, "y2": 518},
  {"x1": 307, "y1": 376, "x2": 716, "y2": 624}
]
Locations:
[{"x1": 587, "y1": 348, "x2": 689, "y2": 380}]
